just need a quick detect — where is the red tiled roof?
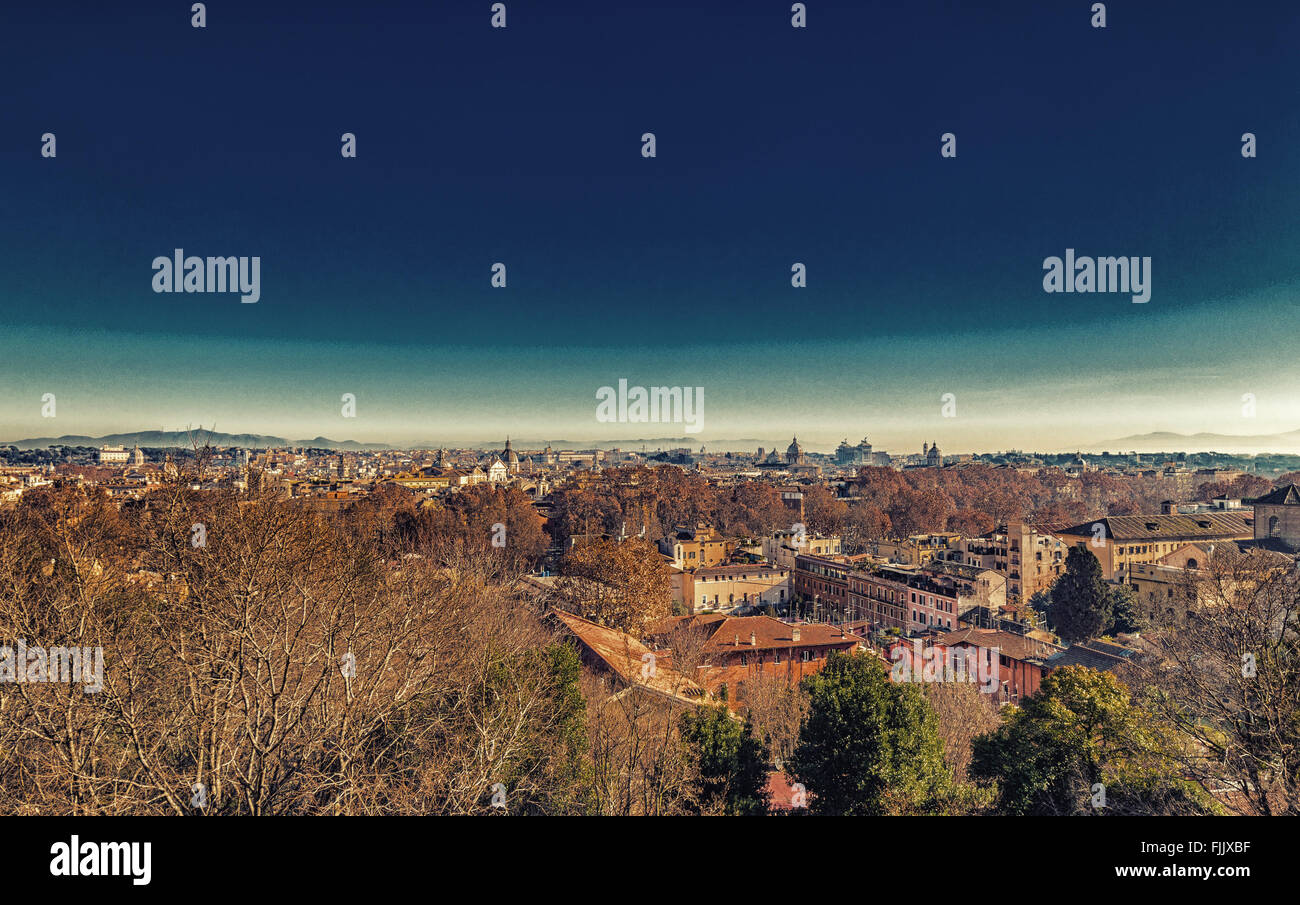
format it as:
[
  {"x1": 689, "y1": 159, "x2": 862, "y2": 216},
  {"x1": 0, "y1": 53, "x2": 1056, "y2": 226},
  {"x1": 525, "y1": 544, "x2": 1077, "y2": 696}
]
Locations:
[
  {"x1": 552, "y1": 609, "x2": 704, "y2": 701},
  {"x1": 934, "y1": 626, "x2": 1062, "y2": 661}
]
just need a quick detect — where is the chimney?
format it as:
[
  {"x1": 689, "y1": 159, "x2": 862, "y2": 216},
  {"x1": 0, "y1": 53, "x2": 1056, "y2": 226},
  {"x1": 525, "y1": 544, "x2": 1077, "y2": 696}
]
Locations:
[
  {"x1": 734, "y1": 633, "x2": 740, "y2": 647},
  {"x1": 750, "y1": 631, "x2": 757, "y2": 646},
  {"x1": 1160, "y1": 500, "x2": 1175, "y2": 515},
  {"x1": 791, "y1": 626, "x2": 801, "y2": 643}
]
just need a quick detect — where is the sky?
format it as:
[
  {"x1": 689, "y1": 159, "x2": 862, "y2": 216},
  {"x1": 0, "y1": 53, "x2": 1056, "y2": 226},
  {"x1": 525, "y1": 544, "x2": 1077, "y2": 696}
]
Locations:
[{"x1": 2, "y1": 0, "x2": 1299, "y2": 452}]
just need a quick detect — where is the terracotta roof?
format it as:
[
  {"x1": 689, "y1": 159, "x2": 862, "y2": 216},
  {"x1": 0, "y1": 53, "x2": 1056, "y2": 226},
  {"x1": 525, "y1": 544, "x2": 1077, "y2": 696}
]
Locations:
[
  {"x1": 646, "y1": 614, "x2": 727, "y2": 637},
  {"x1": 765, "y1": 771, "x2": 808, "y2": 812},
  {"x1": 935, "y1": 626, "x2": 1062, "y2": 661},
  {"x1": 704, "y1": 616, "x2": 864, "y2": 652},
  {"x1": 551, "y1": 609, "x2": 704, "y2": 702},
  {"x1": 649, "y1": 614, "x2": 863, "y2": 652},
  {"x1": 691, "y1": 564, "x2": 787, "y2": 576}
]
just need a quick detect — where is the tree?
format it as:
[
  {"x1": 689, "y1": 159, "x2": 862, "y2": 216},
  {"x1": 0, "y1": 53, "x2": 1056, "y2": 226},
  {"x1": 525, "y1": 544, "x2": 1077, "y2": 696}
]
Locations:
[
  {"x1": 801, "y1": 485, "x2": 847, "y2": 536},
  {"x1": 946, "y1": 507, "x2": 994, "y2": 537},
  {"x1": 394, "y1": 484, "x2": 548, "y2": 572},
  {"x1": 1107, "y1": 583, "x2": 1143, "y2": 635},
  {"x1": 971, "y1": 666, "x2": 1215, "y2": 816},
  {"x1": 0, "y1": 479, "x2": 590, "y2": 815},
  {"x1": 922, "y1": 682, "x2": 1003, "y2": 782},
  {"x1": 555, "y1": 536, "x2": 671, "y2": 636},
  {"x1": 789, "y1": 652, "x2": 952, "y2": 815},
  {"x1": 1047, "y1": 547, "x2": 1112, "y2": 644},
  {"x1": 842, "y1": 503, "x2": 890, "y2": 553},
  {"x1": 583, "y1": 674, "x2": 696, "y2": 816},
  {"x1": 886, "y1": 485, "x2": 952, "y2": 537},
  {"x1": 1027, "y1": 589, "x2": 1052, "y2": 620},
  {"x1": 720, "y1": 483, "x2": 787, "y2": 536},
  {"x1": 1129, "y1": 548, "x2": 1300, "y2": 815},
  {"x1": 680, "y1": 706, "x2": 769, "y2": 815},
  {"x1": 738, "y1": 672, "x2": 807, "y2": 768}
]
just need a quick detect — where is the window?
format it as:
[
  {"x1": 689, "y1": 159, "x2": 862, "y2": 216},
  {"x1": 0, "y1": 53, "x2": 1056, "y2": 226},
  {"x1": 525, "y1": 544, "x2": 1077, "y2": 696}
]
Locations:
[{"x1": 801, "y1": 650, "x2": 812, "y2": 662}]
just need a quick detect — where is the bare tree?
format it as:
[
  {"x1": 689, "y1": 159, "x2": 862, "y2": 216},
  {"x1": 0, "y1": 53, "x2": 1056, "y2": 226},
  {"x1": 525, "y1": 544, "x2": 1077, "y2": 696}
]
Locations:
[{"x1": 1128, "y1": 547, "x2": 1300, "y2": 815}]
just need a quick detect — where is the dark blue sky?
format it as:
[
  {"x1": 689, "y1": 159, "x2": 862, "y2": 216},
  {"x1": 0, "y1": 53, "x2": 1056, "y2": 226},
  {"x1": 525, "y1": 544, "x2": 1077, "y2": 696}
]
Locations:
[{"x1": 2, "y1": 0, "x2": 1298, "y2": 449}]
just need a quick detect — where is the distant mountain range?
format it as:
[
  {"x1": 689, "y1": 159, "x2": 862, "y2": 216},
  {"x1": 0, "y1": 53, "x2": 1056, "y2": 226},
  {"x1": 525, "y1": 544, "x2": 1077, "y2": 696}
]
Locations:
[
  {"x1": 1073, "y1": 429, "x2": 1300, "y2": 455},
  {"x1": 0, "y1": 431, "x2": 390, "y2": 452},
  {"x1": 0, "y1": 431, "x2": 759, "y2": 453}
]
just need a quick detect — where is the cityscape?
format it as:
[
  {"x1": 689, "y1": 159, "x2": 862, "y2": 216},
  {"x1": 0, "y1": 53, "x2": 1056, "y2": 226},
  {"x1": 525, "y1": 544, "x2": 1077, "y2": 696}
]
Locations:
[
  {"x1": 0, "y1": 0, "x2": 1293, "y2": 885},
  {"x1": 1, "y1": 428, "x2": 1297, "y2": 821}
]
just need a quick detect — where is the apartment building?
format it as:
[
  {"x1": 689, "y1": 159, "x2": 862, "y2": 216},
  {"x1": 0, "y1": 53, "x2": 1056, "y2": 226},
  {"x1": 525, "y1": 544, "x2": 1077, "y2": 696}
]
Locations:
[
  {"x1": 887, "y1": 627, "x2": 1062, "y2": 702},
  {"x1": 677, "y1": 563, "x2": 791, "y2": 614},
  {"x1": 864, "y1": 533, "x2": 962, "y2": 566},
  {"x1": 847, "y1": 560, "x2": 1004, "y2": 635},
  {"x1": 659, "y1": 525, "x2": 732, "y2": 569},
  {"x1": 796, "y1": 553, "x2": 1004, "y2": 636},
  {"x1": 762, "y1": 529, "x2": 841, "y2": 569}
]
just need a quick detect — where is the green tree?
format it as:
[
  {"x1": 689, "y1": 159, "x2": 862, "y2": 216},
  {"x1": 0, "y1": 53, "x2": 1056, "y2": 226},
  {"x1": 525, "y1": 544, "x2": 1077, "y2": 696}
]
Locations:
[
  {"x1": 1106, "y1": 583, "x2": 1143, "y2": 635},
  {"x1": 789, "y1": 652, "x2": 952, "y2": 815},
  {"x1": 680, "y1": 705, "x2": 770, "y2": 815},
  {"x1": 970, "y1": 666, "x2": 1215, "y2": 815},
  {"x1": 1047, "y1": 547, "x2": 1112, "y2": 643}
]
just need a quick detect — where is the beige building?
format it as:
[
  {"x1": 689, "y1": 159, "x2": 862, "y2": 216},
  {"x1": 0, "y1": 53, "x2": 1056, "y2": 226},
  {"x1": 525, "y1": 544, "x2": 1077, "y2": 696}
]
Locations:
[
  {"x1": 762, "y1": 529, "x2": 841, "y2": 569},
  {"x1": 1129, "y1": 540, "x2": 1290, "y2": 625},
  {"x1": 1056, "y1": 511, "x2": 1253, "y2": 581},
  {"x1": 676, "y1": 564, "x2": 791, "y2": 614},
  {"x1": 659, "y1": 525, "x2": 732, "y2": 570},
  {"x1": 1248, "y1": 483, "x2": 1300, "y2": 551},
  {"x1": 866, "y1": 533, "x2": 961, "y2": 567},
  {"x1": 1129, "y1": 555, "x2": 1207, "y2": 625},
  {"x1": 1005, "y1": 520, "x2": 1068, "y2": 603}
]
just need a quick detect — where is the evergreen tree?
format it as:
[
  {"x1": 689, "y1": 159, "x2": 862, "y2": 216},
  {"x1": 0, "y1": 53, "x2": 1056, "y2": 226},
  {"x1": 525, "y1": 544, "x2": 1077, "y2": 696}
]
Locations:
[
  {"x1": 789, "y1": 652, "x2": 952, "y2": 815},
  {"x1": 1047, "y1": 547, "x2": 1112, "y2": 643},
  {"x1": 680, "y1": 705, "x2": 770, "y2": 815},
  {"x1": 1107, "y1": 583, "x2": 1143, "y2": 635}
]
